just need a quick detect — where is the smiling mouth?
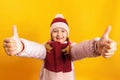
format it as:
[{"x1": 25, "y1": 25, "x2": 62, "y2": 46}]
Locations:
[
  {"x1": 56, "y1": 38, "x2": 63, "y2": 40},
  {"x1": 56, "y1": 38, "x2": 61, "y2": 40}
]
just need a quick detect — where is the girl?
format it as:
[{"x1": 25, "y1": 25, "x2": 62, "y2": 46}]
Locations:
[{"x1": 3, "y1": 14, "x2": 117, "y2": 80}]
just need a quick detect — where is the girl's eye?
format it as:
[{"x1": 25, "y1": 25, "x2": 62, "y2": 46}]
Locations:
[
  {"x1": 53, "y1": 30, "x2": 57, "y2": 33},
  {"x1": 62, "y1": 30, "x2": 65, "y2": 32}
]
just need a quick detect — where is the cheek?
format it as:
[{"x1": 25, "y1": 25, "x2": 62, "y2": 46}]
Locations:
[
  {"x1": 51, "y1": 33, "x2": 55, "y2": 37},
  {"x1": 51, "y1": 34, "x2": 56, "y2": 40},
  {"x1": 63, "y1": 33, "x2": 68, "y2": 38}
]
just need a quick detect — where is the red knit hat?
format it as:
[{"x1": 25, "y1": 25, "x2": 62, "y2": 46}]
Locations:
[{"x1": 50, "y1": 14, "x2": 69, "y2": 34}]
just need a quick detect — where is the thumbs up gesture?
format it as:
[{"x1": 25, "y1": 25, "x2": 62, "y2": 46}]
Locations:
[
  {"x1": 96, "y1": 26, "x2": 117, "y2": 58},
  {"x1": 3, "y1": 25, "x2": 23, "y2": 56}
]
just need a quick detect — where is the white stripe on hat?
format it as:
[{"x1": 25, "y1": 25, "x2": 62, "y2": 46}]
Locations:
[{"x1": 50, "y1": 22, "x2": 69, "y2": 34}]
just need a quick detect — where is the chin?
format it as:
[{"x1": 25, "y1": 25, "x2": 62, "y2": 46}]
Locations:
[{"x1": 56, "y1": 40, "x2": 63, "y2": 43}]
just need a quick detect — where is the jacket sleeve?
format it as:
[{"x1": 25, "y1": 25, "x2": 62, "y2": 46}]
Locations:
[
  {"x1": 70, "y1": 38, "x2": 101, "y2": 61},
  {"x1": 16, "y1": 38, "x2": 46, "y2": 60}
]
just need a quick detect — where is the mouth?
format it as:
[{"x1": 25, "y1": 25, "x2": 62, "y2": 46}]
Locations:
[{"x1": 56, "y1": 37, "x2": 63, "y2": 40}]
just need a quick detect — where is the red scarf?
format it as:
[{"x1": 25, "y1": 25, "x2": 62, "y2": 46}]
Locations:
[{"x1": 44, "y1": 41, "x2": 72, "y2": 72}]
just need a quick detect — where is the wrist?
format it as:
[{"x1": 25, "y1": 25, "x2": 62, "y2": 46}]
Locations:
[
  {"x1": 94, "y1": 41, "x2": 101, "y2": 55},
  {"x1": 16, "y1": 41, "x2": 24, "y2": 55}
]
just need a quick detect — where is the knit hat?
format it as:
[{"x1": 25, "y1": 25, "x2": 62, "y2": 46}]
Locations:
[{"x1": 50, "y1": 14, "x2": 69, "y2": 34}]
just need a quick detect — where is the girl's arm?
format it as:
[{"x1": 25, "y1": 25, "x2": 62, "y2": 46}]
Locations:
[
  {"x1": 16, "y1": 38, "x2": 46, "y2": 60},
  {"x1": 70, "y1": 38, "x2": 100, "y2": 61},
  {"x1": 70, "y1": 26, "x2": 117, "y2": 61},
  {"x1": 3, "y1": 26, "x2": 46, "y2": 60}
]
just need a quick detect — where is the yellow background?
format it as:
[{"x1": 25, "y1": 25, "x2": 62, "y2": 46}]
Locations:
[{"x1": 0, "y1": 0, "x2": 120, "y2": 80}]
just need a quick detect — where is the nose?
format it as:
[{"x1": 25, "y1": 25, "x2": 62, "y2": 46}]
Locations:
[{"x1": 57, "y1": 31, "x2": 62, "y2": 36}]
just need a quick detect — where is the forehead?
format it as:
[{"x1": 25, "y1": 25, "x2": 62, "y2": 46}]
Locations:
[{"x1": 53, "y1": 27, "x2": 66, "y2": 31}]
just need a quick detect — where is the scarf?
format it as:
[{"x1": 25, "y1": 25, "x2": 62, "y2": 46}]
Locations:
[{"x1": 44, "y1": 41, "x2": 72, "y2": 72}]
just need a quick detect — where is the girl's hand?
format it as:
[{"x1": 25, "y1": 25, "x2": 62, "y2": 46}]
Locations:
[
  {"x1": 97, "y1": 26, "x2": 117, "y2": 58},
  {"x1": 3, "y1": 25, "x2": 23, "y2": 56}
]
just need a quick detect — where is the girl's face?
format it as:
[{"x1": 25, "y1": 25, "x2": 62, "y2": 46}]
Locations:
[{"x1": 51, "y1": 27, "x2": 68, "y2": 43}]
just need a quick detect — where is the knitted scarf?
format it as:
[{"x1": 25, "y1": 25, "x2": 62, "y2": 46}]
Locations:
[{"x1": 44, "y1": 41, "x2": 72, "y2": 72}]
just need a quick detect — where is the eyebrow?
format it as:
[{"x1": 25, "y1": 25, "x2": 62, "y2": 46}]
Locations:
[{"x1": 54, "y1": 28, "x2": 66, "y2": 30}]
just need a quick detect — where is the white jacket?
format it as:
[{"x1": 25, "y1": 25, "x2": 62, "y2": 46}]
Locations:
[{"x1": 17, "y1": 38, "x2": 100, "y2": 80}]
